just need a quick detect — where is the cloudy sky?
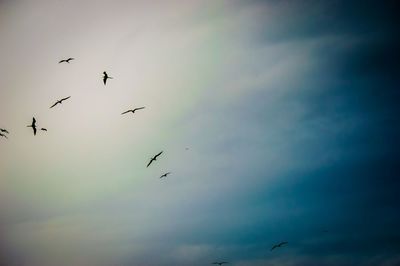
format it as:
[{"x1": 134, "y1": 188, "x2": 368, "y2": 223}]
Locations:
[{"x1": 0, "y1": 0, "x2": 399, "y2": 265}]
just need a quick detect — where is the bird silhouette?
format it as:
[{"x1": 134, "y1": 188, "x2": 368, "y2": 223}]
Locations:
[
  {"x1": 41, "y1": 128, "x2": 47, "y2": 131},
  {"x1": 212, "y1": 262, "x2": 228, "y2": 265},
  {"x1": 121, "y1": 107, "x2": 145, "y2": 115},
  {"x1": 103, "y1": 71, "x2": 113, "y2": 85},
  {"x1": 50, "y1": 96, "x2": 71, "y2": 108},
  {"x1": 0, "y1": 128, "x2": 9, "y2": 134},
  {"x1": 271, "y1": 242, "x2": 288, "y2": 251},
  {"x1": 59, "y1": 58, "x2": 74, "y2": 63},
  {"x1": 27, "y1": 117, "x2": 37, "y2": 135},
  {"x1": 147, "y1": 151, "x2": 163, "y2": 167},
  {"x1": 159, "y1": 172, "x2": 171, "y2": 179},
  {"x1": 0, "y1": 133, "x2": 8, "y2": 139}
]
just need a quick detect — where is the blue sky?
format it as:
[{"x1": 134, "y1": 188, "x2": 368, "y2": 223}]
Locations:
[{"x1": 0, "y1": 1, "x2": 399, "y2": 265}]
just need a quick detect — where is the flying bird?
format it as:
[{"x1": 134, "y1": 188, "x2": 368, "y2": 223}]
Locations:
[
  {"x1": 121, "y1": 107, "x2": 145, "y2": 115},
  {"x1": 27, "y1": 117, "x2": 37, "y2": 135},
  {"x1": 147, "y1": 151, "x2": 163, "y2": 167},
  {"x1": 0, "y1": 128, "x2": 9, "y2": 134},
  {"x1": 50, "y1": 96, "x2": 71, "y2": 108},
  {"x1": 271, "y1": 242, "x2": 288, "y2": 251},
  {"x1": 0, "y1": 133, "x2": 8, "y2": 139},
  {"x1": 41, "y1": 128, "x2": 47, "y2": 131},
  {"x1": 59, "y1": 58, "x2": 74, "y2": 63},
  {"x1": 159, "y1": 172, "x2": 171, "y2": 179},
  {"x1": 103, "y1": 71, "x2": 113, "y2": 85},
  {"x1": 212, "y1": 262, "x2": 228, "y2": 265}
]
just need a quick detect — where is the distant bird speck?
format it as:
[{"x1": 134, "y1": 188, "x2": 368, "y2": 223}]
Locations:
[
  {"x1": 103, "y1": 71, "x2": 113, "y2": 85},
  {"x1": 41, "y1": 128, "x2": 47, "y2": 131},
  {"x1": 50, "y1": 96, "x2": 71, "y2": 108},
  {"x1": 271, "y1": 242, "x2": 288, "y2": 251},
  {"x1": 59, "y1": 58, "x2": 74, "y2": 63},
  {"x1": 121, "y1": 107, "x2": 145, "y2": 115},
  {"x1": 147, "y1": 151, "x2": 163, "y2": 168},
  {"x1": 159, "y1": 172, "x2": 171, "y2": 179},
  {"x1": 212, "y1": 262, "x2": 228, "y2": 265}
]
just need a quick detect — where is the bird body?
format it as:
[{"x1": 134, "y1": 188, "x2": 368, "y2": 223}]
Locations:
[
  {"x1": 50, "y1": 96, "x2": 71, "y2": 108},
  {"x1": 159, "y1": 172, "x2": 171, "y2": 179},
  {"x1": 103, "y1": 71, "x2": 113, "y2": 85},
  {"x1": 147, "y1": 151, "x2": 163, "y2": 167},
  {"x1": 59, "y1": 58, "x2": 74, "y2": 63},
  {"x1": 271, "y1": 241, "x2": 288, "y2": 251}
]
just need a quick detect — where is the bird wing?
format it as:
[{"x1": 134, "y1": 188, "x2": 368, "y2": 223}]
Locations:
[
  {"x1": 147, "y1": 158, "x2": 154, "y2": 168},
  {"x1": 155, "y1": 151, "x2": 163, "y2": 158},
  {"x1": 32, "y1": 117, "x2": 36, "y2": 126},
  {"x1": 50, "y1": 101, "x2": 59, "y2": 108},
  {"x1": 33, "y1": 127, "x2": 37, "y2": 135},
  {"x1": 134, "y1": 107, "x2": 145, "y2": 112},
  {"x1": 280, "y1": 242, "x2": 288, "y2": 246},
  {"x1": 61, "y1": 96, "x2": 71, "y2": 102},
  {"x1": 41, "y1": 128, "x2": 47, "y2": 131},
  {"x1": 0, "y1": 133, "x2": 7, "y2": 139},
  {"x1": 68, "y1": 58, "x2": 74, "y2": 61},
  {"x1": 121, "y1": 110, "x2": 131, "y2": 115},
  {"x1": 103, "y1": 75, "x2": 107, "y2": 85},
  {"x1": 58, "y1": 60, "x2": 65, "y2": 63}
]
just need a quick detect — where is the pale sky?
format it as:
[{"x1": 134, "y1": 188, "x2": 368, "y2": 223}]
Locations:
[{"x1": 1, "y1": 1, "x2": 399, "y2": 266}]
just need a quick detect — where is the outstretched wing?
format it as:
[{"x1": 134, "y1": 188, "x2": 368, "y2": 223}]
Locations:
[
  {"x1": 121, "y1": 110, "x2": 132, "y2": 115},
  {"x1": 67, "y1": 58, "x2": 74, "y2": 62},
  {"x1": 61, "y1": 96, "x2": 71, "y2": 102},
  {"x1": 32, "y1": 117, "x2": 36, "y2": 126},
  {"x1": 58, "y1": 59, "x2": 66, "y2": 63},
  {"x1": 50, "y1": 101, "x2": 59, "y2": 108},
  {"x1": 103, "y1": 75, "x2": 107, "y2": 85},
  {"x1": 147, "y1": 158, "x2": 154, "y2": 168},
  {"x1": 155, "y1": 151, "x2": 163, "y2": 159},
  {"x1": 133, "y1": 107, "x2": 145, "y2": 112},
  {"x1": 33, "y1": 127, "x2": 37, "y2": 136}
]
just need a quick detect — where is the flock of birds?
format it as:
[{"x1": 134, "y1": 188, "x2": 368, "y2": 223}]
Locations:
[{"x1": 0, "y1": 57, "x2": 290, "y2": 265}]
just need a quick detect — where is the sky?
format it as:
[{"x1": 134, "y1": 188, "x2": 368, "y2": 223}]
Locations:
[{"x1": 0, "y1": 0, "x2": 399, "y2": 265}]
